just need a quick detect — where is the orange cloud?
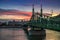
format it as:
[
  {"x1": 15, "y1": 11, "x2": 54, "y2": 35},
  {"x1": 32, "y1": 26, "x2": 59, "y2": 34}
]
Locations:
[
  {"x1": 0, "y1": 15, "x2": 31, "y2": 20},
  {"x1": 0, "y1": 10, "x2": 32, "y2": 20},
  {"x1": 0, "y1": 11, "x2": 32, "y2": 16}
]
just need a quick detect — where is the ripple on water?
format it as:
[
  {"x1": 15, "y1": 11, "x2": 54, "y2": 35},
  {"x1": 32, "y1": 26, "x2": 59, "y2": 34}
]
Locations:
[
  {"x1": 46, "y1": 29, "x2": 60, "y2": 40},
  {"x1": 0, "y1": 28, "x2": 28, "y2": 40}
]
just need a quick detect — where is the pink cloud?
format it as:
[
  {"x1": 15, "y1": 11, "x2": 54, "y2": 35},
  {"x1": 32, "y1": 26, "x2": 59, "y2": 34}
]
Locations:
[
  {"x1": 0, "y1": 10, "x2": 32, "y2": 17},
  {"x1": 0, "y1": 10, "x2": 32, "y2": 20}
]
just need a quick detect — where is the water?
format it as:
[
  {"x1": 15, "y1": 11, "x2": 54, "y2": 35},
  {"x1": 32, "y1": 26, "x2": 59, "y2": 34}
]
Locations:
[
  {"x1": 46, "y1": 29, "x2": 60, "y2": 40},
  {"x1": 0, "y1": 28, "x2": 60, "y2": 40},
  {"x1": 0, "y1": 28, "x2": 28, "y2": 40}
]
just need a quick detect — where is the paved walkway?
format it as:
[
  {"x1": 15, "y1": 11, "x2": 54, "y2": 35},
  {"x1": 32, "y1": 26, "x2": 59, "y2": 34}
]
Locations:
[{"x1": 0, "y1": 28, "x2": 28, "y2": 40}]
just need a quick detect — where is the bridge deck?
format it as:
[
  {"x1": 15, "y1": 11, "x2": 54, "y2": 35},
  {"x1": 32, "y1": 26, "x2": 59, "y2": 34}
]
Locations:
[{"x1": 27, "y1": 21, "x2": 60, "y2": 31}]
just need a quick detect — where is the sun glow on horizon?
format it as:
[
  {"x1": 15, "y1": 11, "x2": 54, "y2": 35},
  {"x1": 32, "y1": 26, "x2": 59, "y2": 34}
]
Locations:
[
  {"x1": 0, "y1": 15, "x2": 31, "y2": 20},
  {"x1": 51, "y1": 13, "x2": 59, "y2": 17}
]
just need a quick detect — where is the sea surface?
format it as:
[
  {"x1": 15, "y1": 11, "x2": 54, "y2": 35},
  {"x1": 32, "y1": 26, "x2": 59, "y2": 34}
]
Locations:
[{"x1": 0, "y1": 28, "x2": 60, "y2": 40}]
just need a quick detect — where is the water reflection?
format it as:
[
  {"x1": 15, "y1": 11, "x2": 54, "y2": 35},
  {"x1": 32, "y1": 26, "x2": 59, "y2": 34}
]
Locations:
[
  {"x1": 0, "y1": 28, "x2": 60, "y2": 40},
  {"x1": 27, "y1": 29, "x2": 46, "y2": 40},
  {"x1": 0, "y1": 28, "x2": 28, "y2": 40},
  {"x1": 46, "y1": 29, "x2": 60, "y2": 40},
  {"x1": 28, "y1": 35, "x2": 46, "y2": 40}
]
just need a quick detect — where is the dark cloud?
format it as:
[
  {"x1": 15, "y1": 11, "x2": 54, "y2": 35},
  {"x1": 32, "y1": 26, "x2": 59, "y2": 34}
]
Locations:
[{"x1": 0, "y1": 9, "x2": 32, "y2": 16}]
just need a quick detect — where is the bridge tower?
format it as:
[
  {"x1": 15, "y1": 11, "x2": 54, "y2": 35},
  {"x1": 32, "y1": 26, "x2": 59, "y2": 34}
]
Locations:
[
  {"x1": 30, "y1": 1, "x2": 35, "y2": 21},
  {"x1": 40, "y1": 0, "x2": 43, "y2": 17},
  {"x1": 40, "y1": 0, "x2": 43, "y2": 22},
  {"x1": 51, "y1": 9, "x2": 53, "y2": 17},
  {"x1": 32, "y1": 4, "x2": 35, "y2": 20}
]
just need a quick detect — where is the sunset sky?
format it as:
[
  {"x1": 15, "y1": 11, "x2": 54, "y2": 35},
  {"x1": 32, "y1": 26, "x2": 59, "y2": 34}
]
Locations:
[{"x1": 0, "y1": 0, "x2": 60, "y2": 20}]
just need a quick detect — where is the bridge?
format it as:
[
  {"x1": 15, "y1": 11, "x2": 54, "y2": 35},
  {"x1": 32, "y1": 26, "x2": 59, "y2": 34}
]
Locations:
[
  {"x1": 0, "y1": 0, "x2": 59, "y2": 32},
  {"x1": 23, "y1": 0, "x2": 60, "y2": 32},
  {"x1": 25, "y1": 18, "x2": 60, "y2": 31},
  {"x1": 0, "y1": 0, "x2": 60, "y2": 32}
]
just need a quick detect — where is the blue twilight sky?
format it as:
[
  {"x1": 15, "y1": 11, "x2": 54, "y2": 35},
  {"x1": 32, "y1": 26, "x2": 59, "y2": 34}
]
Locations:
[{"x1": 0, "y1": 0, "x2": 60, "y2": 13}]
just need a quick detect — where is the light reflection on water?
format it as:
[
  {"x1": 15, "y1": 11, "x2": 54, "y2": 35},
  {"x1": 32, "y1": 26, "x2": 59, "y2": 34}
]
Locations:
[
  {"x1": 0, "y1": 28, "x2": 60, "y2": 40},
  {"x1": 0, "y1": 28, "x2": 28, "y2": 40},
  {"x1": 46, "y1": 29, "x2": 60, "y2": 40}
]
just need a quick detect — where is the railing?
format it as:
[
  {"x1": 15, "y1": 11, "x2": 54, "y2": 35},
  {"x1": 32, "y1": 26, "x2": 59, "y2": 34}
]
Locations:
[{"x1": 27, "y1": 18, "x2": 60, "y2": 31}]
